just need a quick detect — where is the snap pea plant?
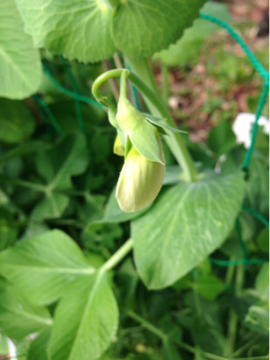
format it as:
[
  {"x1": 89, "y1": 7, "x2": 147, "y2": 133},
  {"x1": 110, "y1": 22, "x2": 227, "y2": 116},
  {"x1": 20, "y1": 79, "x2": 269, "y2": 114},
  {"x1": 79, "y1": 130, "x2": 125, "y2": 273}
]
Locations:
[
  {"x1": 92, "y1": 69, "x2": 189, "y2": 212},
  {"x1": 0, "y1": 0, "x2": 269, "y2": 359}
]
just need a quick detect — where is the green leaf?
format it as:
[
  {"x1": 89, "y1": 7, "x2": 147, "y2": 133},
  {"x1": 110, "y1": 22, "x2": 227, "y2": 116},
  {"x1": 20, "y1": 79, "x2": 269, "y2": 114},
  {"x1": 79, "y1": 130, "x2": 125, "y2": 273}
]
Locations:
[
  {"x1": 0, "y1": 208, "x2": 18, "y2": 251},
  {"x1": 162, "y1": 341, "x2": 182, "y2": 360},
  {"x1": 112, "y1": 0, "x2": 206, "y2": 58},
  {"x1": 193, "y1": 274, "x2": 224, "y2": 301},
  {"x1": 0, "y1": 141, "x2": 49, "y2": 165},
  {"x1": 21, "y1": 222, "x2": 50, "y2": 241},
  {"x1": 31, "y1": 132, "x2": 89, "y2": 220},
  {"x1": 36, "y1": 132, "x2": 89, "y2": 190},
  {"x1": 31, "y1": 193, "x2": 69, "y2": 221},
  {"x1": 132, "y1": 172, "x2": 244, "y2": 289},
  {"x1": 207, "y1": 121, "x2": 237, "y2": 157},
  {"x1": 245, "y1": 305, "x2": 269, "y2": 334},
  {"x1": 163, "y1": 166, "x2": 182, "y2": 185},
  {"x1": 48, "y1": 102, "x2": 103, "y2": 133},
  {"x1": 246, "y1": 156, "x2": 269, "y2": 216},
  {"x1": 194, "y1": 350, "x2": 207, "y2": 360},
  {"x1": 0, "y1": 286, "x2": 52, "y2": 340},
  {"x1": 144, "y1": 114, "x2": 187, "y2": 134},
  {"x1": 14, "y1": 0, "x2": 116, "y2": 63},
  {"x1": 0, "y1": 0, "x2": 41, "y2": 99},
  {"x1": 155, "y1": 2, "x2": 231, "y2": 66},
  {"x1": 257, "y1": 228, "x2": 269, "y2": 253},
  {"x1": 191, "y1": 318, "x2": 225, "y2": 356},
  {"x1": 0, "y1": 333, "x2": 9, "y2": 355},
  {"x1": 48, "y1": 271, "x2": 118, "y2": 360},
  {"x1": 27, "y1": 327, "x2": 51, "y2": 360},
  {"x1": 255, "y1": 263, "x2": 269, "y2": 300},
  {"x1": 0, "y1": 230, "x2": 95, "y2": 305},
  {"x1": 0, "y1": 99, "x2": 36, "y2": 144}
]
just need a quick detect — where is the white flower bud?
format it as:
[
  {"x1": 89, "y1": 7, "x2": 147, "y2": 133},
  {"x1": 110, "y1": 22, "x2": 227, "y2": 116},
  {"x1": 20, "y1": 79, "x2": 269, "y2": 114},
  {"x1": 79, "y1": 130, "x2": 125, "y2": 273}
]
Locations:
[{"x1": 116, "y1": 134, "x2": 165, "y2": 213}]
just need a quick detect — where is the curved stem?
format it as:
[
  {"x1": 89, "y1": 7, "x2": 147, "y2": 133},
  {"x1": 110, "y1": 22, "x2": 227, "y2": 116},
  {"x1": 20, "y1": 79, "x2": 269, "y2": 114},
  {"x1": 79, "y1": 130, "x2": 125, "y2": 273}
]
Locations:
[
  {"x1": 92, "y1": 67, "x2": 198, "y2": 182},
  {"x1": 119, "y1": 70, "x2": 129, "y2": 101},
  {"x1": 92, "y1": 69, "x2": 123, "y2": 105}
]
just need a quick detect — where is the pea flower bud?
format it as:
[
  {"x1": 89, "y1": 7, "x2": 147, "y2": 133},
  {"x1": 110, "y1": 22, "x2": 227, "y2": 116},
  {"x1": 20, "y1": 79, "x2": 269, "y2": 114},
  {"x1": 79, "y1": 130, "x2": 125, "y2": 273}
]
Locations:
[
  {"x1": 116, "y1": 98, "x2": 164, "y2": 164},
  {"x1": 116, "y1": 132, "x2": 165, "y2": 213}
]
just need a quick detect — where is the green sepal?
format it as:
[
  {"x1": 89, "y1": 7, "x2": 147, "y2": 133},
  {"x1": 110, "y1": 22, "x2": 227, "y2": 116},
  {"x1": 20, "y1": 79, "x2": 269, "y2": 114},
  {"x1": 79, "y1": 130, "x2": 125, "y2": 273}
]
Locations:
[
  {"x1": 108, "y1": 108, "x2": 118, "y2": 129},
  {"x1": 144, "y1": 113, "x2": 187, "y2": 135},
  {"x1": 117, "y1": 98, "x2": 164, "y2": 164},
  {"x1": 108, "y1": 108, "x2": 125, "y2": 147},
  {"x1": 125, "y1": 135, "x2": 133, "y2": 159},
  {"x1": 113, "y1": 134, "x2": 125, "y2": 156}
]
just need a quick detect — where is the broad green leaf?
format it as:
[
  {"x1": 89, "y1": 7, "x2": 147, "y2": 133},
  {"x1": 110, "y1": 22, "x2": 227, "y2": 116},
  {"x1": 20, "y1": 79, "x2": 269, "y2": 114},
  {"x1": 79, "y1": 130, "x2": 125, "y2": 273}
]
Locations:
[
  {"x1": 162, "y1": 341, "x2": 182, "y2": 360},
  {"x1": 0, "y1": 286, "x2": 52, "y2": 340},
  {"x1": 257, "y1": 228, "x2": 269, "y2": 253},
  {"x1": 48, "y1": 271, "x2": 118, "y2": 360},
  {"x1": 0, "y1": 0, "x2": 41, "y2": 99},
  {"x1": 36, "y1": 132, "x2": 89, "y2": 190},
  {"x1": 195, "y1": 351, "x2": 207, "y2": 360},
  {"x1": 191, "y1": 318, "x2": 225, "y2": 356},
  {"x1": 20, "y1": 222, "x2": 49, "y2": 241},
  {"x1": 132, "y1": 172, "x2": 244, "y2": 289},
  {"x1": 155, "y1": 2, "x2": 231, "y2": 66},
  {"x1": 27, "y1": 327, "x2": 51, "y2": 360},
  {"x1": 246, "y1": 156, "x2": 269, "y2": 216},
  {"x1": 159, "y1": 316, "x2": 182, "y2": 345},
  {"x1": 163, "y1": 166, "x2": 182, "y2": 185},
  {"x1": 0, "y1": 208, "x2": 18, "y2": 251},
  {"x1": 112, "y1": 0, "x2": 207, "y2": 58},
  {"x1": 207, "y1": 121, "x2": 237, "y2": 157},
  {"x1": 31, "y1": 132, "x2": 89, "y2": 220},
  {"x1": 0, "y1": 277, "x2": 7, "y2": 293},
  {"x1": 0, "y1": 333, "x2": 9, "y2": 355},
  {"x1": 0, "y1": 99, "x2": 36, "y2": 144},
  {"x1": 245, "y1": 304, "x2": 269, "y2": 334},
  {"x1": 14, "y1": 0, "x2": 116, "y2": 63},
  {"x1": 255, "y1": 263, "x2": 269, "y2": 300},
  {"x1": 193, "y1": 274, "x2": 224, "y2": 301},
  {"x1": 83, "y1": 223, "x2": 123, "y2": 250},
  {"x1": 48, "y1": 102, "x2": 104, "y2": 133},
  {"x1": 31, "y1": 192, "x2": 69, "y2": 221},
  {"x1": 0, "y1": 141, "x2": 49, "y2": 165},
  {"x1": 221, "y1": 147, "x2": 269, "y2": 215},
  {"x1": 0, "y1": 230, "x2": 95, "y2": 305}
]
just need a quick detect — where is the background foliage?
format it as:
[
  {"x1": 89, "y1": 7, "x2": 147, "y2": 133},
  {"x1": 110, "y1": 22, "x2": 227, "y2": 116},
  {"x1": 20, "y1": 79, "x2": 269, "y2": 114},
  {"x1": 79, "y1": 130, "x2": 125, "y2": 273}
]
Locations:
[{"x1": 0, "y1": 0, "x2": 269, "y2": 359}]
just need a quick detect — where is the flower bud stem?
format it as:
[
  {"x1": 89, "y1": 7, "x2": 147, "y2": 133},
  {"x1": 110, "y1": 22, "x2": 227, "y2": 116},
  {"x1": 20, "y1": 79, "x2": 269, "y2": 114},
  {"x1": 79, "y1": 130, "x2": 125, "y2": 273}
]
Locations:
[
  {"x1": 119, "y1": 70, "x2": 129, "y2": 101},
  {"x1": 127, "y1": 57, "x2": 198, "y2": 182},
  {"x1": 92, "y1": 64, "x2": 198, "y2": 182},
  {"x1": 102, "y1": 238, "x2": 133, "y2": 271}
]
